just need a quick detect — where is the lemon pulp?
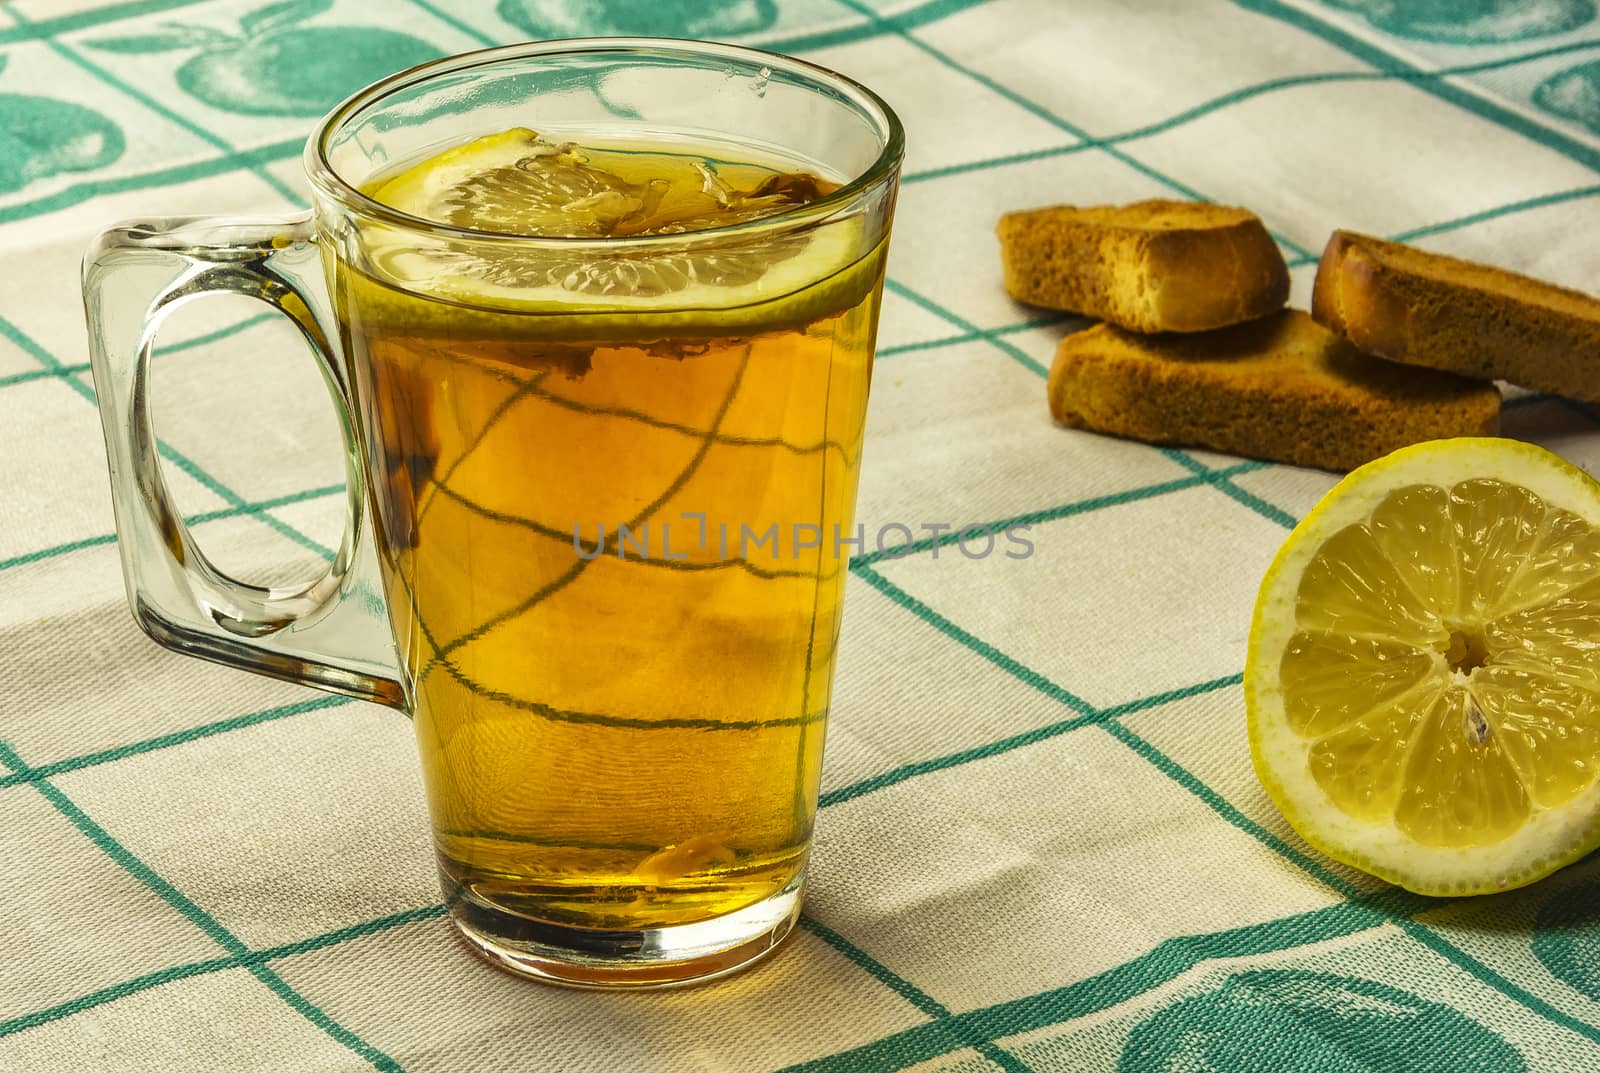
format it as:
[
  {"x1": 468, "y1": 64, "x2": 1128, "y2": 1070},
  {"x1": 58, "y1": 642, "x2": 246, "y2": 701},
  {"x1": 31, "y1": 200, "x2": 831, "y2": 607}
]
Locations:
[
  {"x1": 347, "y1": 127, "x2": 881, "y2": 340},
  {"x1": 1248, "y1": 439, "x2": 1600, "y2": 895},
  {"x1": 372, "y1": 127, "x2": 837, "y2": 240}
]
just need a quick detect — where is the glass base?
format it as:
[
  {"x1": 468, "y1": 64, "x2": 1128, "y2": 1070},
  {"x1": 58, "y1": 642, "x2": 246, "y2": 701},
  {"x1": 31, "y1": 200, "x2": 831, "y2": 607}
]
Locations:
[{"x1": 448, "y1": 871, "x2": 805, "y2": 988}]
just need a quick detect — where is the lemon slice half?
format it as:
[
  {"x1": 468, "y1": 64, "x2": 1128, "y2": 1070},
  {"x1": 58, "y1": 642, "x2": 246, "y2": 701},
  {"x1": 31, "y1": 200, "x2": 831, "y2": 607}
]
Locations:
[
  {"x1": 1247, "y1": 438, "x2": 1600, "y2": 896},
  {"x1": 356, "y1": 128, "x2": 880, "y2": 342}
]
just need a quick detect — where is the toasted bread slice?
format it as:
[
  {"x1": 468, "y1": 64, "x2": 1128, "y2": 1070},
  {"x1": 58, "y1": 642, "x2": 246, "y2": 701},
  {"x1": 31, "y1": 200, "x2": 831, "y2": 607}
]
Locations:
[
  {"x1": 1047, "y1": 310, "x2": 1500, "y2": 472},
  {"x1": 1312, "y1": 230, "x2": 1600, "y2": 403},
  {"x1": 998, "y1": 199, "x2": 1289, "y2": 332}
]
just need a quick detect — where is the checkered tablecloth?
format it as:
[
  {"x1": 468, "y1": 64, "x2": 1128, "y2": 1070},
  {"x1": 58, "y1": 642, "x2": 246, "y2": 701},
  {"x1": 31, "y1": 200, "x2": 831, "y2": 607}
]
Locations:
[{"x1": 7, "y1": 0, "x2": 1600, "y2": 1069}]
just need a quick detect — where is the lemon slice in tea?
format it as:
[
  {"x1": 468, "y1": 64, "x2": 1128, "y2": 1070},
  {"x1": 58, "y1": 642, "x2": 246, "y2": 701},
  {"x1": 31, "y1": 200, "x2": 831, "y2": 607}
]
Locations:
[
  {"x1": 1247, "y1": 438, "x2": 1600, "y2": 896},
  {"x1": 358, "y1": 127, "x2": 880, "y2": 340}
]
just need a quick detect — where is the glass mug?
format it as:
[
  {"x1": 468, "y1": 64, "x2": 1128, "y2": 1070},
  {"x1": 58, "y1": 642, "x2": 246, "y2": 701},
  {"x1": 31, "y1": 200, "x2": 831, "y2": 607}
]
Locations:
[{"x1": 82, "y1": 40, "x2": 901, "y2": 987}]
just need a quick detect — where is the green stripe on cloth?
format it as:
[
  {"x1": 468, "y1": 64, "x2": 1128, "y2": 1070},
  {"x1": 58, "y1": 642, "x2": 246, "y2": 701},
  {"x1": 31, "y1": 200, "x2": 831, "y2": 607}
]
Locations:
[
  {"x1": 158, "y1": 311, "x2": 281, "y2": 355},
  {"x1": 0, "y1": 312, "x2": 336, "y2": 562},
  {"x1": 1284, "y1": 184, "x2": 1600, "y2": 269},
  {"x1": 1160, "y1": 450, "x2": 1297, "y2": 530},
  {"x1": 0, "y1": 0, "x2": 208, "y2": 45},
  {"x1": 765, "y1": 0, "x2": 992, "y2": 53},
  {"x1": 1391, "y1": 184, "x2": 1600, "y2": 244},
  {"x1": 1394, "y1": 917, "x2": 1600, "y2": 1049},
  {"x1": 0, "y1": 956, "x2": 240, "y2": 1038},
  {"x1": 0, "y1": 531, "x2": 116, "y2": 572},
  {"x1": 0, "y1": 31, "x2": 1587, "y2": 235},
  {"x1": 0, "y1": 695, "x2": 351, "y2": 790},
  {"x1": 780, "y1": 890, "x2": 1425, "y2": 1073},
  {"x1": 1234, "y1": 0, "x2": 1600, "y2": 177},
  {"x1": 820, "y1": 661, "x2": 1241, "y2": 808},
  {"x1": 0, "y1": 366, "x2": 70, "y2": 390},
  {"x1": 402, "y1": 0, "x2": 498, "y2": 47},
  {"x1": 851, "y1": 461, "x2": 1264, "y2": 569},
  {"x1": 830, "y1": 0, "x2": 1315, "y2": 262},
  {"x1": 1101, "y1": 721, "x2": 1347, "y2": 892},
  {"x1": 0, "y1": 310, "x2": 283, "y2": 391},
  {"x1": 901, "y1": 39, "x2": 1600, "y2": 187},
  {"x1": 0, "y1": 903, "x2": 447, "y2": 1041},
  {"x1": 249, "y1": 904, "x2": 448, "y2": 963},
  {"x1": 851, "y1": 561, "x2": 1600, "y2": 1062},
  {"x1": 0, "y1": 137, "x2": 305, "y2": 226},
  {"x1": 7, "y1": 10, "x2": 302, "y2": 206},
  {"x1": 878, "y1": 281, "x2": 1296, "y2": 534},
  {"x1": 877, "y1": 314, "x2": 1071, "y2": 357},
  {"x1": 0, "y1": 866, "x2": 1402, "y2": 1062},
  {"x1": 0, "y1": 741, "x2": 406, "y2": 1071},
  {"x1": 0, "y1": 0, "x2": 989, "y2": 232},
  {"x1": 800, "y1": 916, "x2": 1037, "y2": 1073},
  {"x1": 0, "y1": 631, "x2": 1550, "y2": 1067},
  {"x1": 0, "y1": 777, "x2": 1413, "y2": 1072},
  {"x1": 884, "y1": 279, "x2": 1048, "y2": 375},
  {"x1": 1105, "y1": 715, "x2": 1600, "y2": 1049},
  {"x1": 14, "y1": 880, "x2": 1505, "y2": 1073},
  {"x1": 851, "y1": 561, "x2": 1096, "y2": 716},
  {"x1": 0, "y1": 482, "x2": 343, "y2": 574},
  {"x1": 153, "y1": 435, "x2": 337, "y2": 562}
]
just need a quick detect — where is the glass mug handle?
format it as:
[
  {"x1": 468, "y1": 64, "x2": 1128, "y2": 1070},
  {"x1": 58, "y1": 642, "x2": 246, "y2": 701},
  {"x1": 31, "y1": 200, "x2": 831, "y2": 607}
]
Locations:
[{"x1": 82, "y1": 211, "x2": 405, "y2": 708}]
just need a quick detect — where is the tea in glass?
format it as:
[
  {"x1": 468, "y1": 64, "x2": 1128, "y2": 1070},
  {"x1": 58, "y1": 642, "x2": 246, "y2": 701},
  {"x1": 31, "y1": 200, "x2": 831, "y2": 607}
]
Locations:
[{"x1": 338, "y1": 127, "x2": 883, "y2": 939}]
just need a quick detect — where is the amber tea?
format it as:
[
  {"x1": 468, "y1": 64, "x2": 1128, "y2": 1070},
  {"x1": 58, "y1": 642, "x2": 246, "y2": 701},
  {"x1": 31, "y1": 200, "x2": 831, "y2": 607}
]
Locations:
[{"x1": 333, "y1": 128, "x2": 884, "y2": 937}]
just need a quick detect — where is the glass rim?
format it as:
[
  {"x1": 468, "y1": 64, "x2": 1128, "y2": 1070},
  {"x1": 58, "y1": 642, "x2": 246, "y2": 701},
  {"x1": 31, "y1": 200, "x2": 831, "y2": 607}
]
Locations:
[{"x1": 304, "y1": 37, "x2": 905, "y2": 248}]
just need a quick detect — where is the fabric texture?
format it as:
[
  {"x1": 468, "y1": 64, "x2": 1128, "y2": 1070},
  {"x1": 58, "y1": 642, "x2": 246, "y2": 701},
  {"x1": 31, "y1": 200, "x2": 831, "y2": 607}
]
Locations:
[{"x1": 5, "y1": 0, "x2": 1600, "y2": 1069}]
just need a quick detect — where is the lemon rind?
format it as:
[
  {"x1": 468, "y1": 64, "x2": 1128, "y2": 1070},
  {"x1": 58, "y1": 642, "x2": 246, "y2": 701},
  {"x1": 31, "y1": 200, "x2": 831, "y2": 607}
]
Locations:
[
  {"x1": 1246, "y1": 437, "x2": 1600, "y2": 897},
  {"x1": 343, "y1": 231, "x2": 885, "y2": 344},
  {"x1": 355, "y1": 128, "x2": 880, "y2": 341}
]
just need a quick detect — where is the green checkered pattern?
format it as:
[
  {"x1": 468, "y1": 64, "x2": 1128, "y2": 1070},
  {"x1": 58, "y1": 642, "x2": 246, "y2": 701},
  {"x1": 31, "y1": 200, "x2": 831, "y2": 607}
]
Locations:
[{"x1": 6, "y1": 0, "x2": 1600, "y2": 1069}]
